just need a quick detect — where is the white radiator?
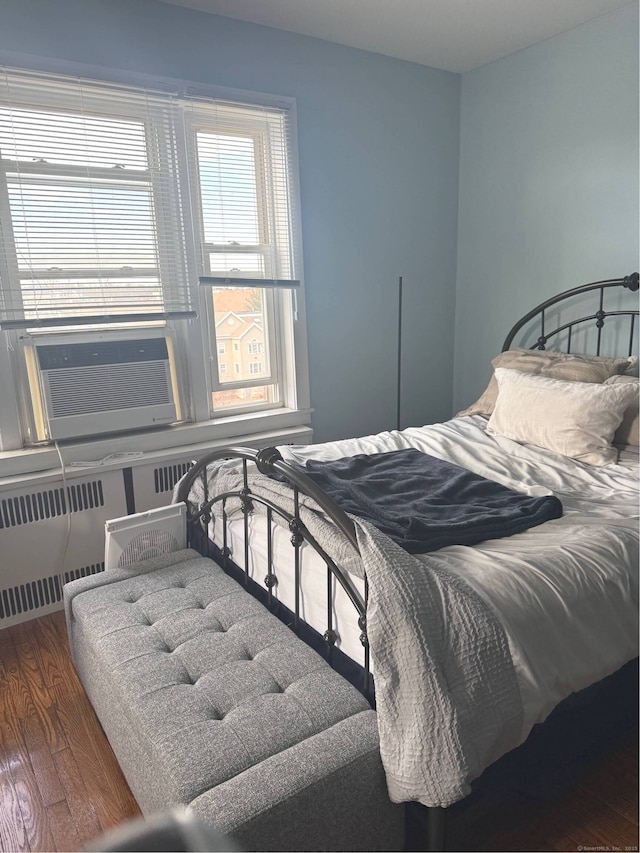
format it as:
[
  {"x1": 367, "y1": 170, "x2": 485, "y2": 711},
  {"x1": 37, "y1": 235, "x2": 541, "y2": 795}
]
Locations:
[
  {"x1": 0, "y1": 424, "x2": 313, "y2": 627},
  {"x1": 0, "y1": 468, "x2": 127, "y2": 627},
  {"x1": 130, "y1": 452, "x2": 200, "y2": 512}
]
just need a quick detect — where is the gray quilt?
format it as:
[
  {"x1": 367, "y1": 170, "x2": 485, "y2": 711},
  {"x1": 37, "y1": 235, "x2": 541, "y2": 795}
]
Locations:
[{"x1": 180, "y1": 459, "x2": 524, "y2": 807}]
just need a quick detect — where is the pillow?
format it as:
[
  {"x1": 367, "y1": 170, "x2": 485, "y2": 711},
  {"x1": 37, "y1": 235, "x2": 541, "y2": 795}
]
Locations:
[
  {"x1": 457, "y1": 349, "x2": 634, "y2": 418},
  {"x1": 486, "y1": 368, "x2": 639, "y2": 466},
  {"x1": 605, "y1": 375, "x2": 639, "y2": 446}
]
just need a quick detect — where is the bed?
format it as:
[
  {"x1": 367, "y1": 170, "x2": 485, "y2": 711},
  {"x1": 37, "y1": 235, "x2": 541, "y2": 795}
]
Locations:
[{"x1": 174, "y1": 273, "x2": 639, "y2": 849}]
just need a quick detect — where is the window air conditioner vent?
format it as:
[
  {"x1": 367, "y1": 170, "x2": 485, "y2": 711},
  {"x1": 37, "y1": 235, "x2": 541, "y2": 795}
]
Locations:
[
  {"x1": 47, "y1": 363, "x2": 172, "y2": 417},
  {"x1": 0, "y1": 481, "x2": 104, "y2": 528},
  {"x1": 26, "y1": 336, "x2": 179, "y2": 441},
  {"x1": 0, "y1": 575, "x2": 62, "y2": 619},
  {"x1": 154, "y1": 461, "x2": 193, "y2": 494}
]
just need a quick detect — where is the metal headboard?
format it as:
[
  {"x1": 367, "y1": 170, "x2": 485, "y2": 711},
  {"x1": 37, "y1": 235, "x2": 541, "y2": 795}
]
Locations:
[{"x1": 502, "y1": 272, "x2": 639, "y2": 353}]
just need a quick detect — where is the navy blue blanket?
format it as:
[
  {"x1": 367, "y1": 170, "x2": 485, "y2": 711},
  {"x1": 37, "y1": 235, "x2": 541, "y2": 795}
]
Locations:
[{"x1": 292, "y1": 449, "x2": 562, "y2": 554}]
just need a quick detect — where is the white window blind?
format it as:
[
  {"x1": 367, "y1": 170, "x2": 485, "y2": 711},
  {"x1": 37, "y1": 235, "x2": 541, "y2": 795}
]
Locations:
[
  {"x1": 189, "y1": 99, "x2": 300, "y2": 290},
  {"x1": 0, "y1": 67, "x2": 194, "y2": 329}
]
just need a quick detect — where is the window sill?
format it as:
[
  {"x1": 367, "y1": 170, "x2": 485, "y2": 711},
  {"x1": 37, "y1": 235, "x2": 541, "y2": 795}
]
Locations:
[{"x1": 0, "y1": 407, "x2": 313, "y2": 481}]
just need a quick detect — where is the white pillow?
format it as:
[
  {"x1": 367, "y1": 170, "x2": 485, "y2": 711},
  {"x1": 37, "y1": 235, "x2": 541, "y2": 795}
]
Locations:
[
  {"x1": 605, "y1": 375, "x2": 639, "y2": 446},
  {"x1": 457, "y1": 349, "x2": 633, "y2": 418},
  {"x1": 487, "y1": 368, "x2": 639, "y2": 466}
]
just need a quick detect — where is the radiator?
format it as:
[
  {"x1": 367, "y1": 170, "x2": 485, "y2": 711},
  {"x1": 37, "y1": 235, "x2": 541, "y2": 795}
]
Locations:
[
  {"x1": 130, "y1": 453, "x2": 199, "y2": 512},
  {"x1": 0, "y1": 469, "x2": 126, "y2": 627},
  {"x1": 0, "y1": 425, "x2": 313, "y2": 627}
]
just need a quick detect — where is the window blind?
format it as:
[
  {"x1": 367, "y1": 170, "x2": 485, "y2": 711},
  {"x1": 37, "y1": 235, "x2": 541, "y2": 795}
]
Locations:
[
  {"x1": 0, "y1": 67, "x2": 194, "y2": 329},
  {"x1": 186, "y1": 98, "x2": 300, "y2": 290}
]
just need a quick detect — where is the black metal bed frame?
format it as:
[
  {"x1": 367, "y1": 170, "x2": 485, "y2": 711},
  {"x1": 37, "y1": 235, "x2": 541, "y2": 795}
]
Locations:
[
  {"x1": 174, "y1": 446, "x2": 368, "y2": 680},
  {"x1": 174, "y1": 272, "x2": 638, "y2": 852},
  {"x1": 502, "y1": 272, "x2": 639, "y2": 352}
]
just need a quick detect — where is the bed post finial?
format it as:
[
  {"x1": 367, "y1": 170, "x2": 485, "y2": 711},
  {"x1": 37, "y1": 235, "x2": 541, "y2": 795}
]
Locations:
[
  {"x1": 255, "y1": 446, "x2": 283, "y2": 475},
  {"x1": 624, "y1": 272, "x2": 639, "y2": 292}
]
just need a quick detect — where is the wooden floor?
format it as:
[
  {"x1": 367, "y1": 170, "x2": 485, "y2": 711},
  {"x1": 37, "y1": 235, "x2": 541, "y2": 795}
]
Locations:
[
  {"x1": 0, "y1": 609, "x2": 637, "y2": 853},
  {"x1": 0, "y1": 610, "x2": 140, "y2": 852}
]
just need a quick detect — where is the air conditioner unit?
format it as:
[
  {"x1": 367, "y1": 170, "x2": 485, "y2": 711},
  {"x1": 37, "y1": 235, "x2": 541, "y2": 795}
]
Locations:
[{"x1": 25, "y1": 334, "x2": 181, "y2": 441}]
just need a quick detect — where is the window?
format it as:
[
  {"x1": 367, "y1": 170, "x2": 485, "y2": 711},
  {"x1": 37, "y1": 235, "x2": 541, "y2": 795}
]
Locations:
[
  {"x1": 0, "y1": 73, "x2": 192, "y2": 328},
  {"x1": 0, "y1": 64, "x2": 309, "y2": 450}
]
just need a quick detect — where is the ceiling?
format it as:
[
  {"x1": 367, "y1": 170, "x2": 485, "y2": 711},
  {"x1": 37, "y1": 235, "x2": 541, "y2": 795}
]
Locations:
[{"x1": 157, "y1": 0, "x2": 634, "y2": 73}]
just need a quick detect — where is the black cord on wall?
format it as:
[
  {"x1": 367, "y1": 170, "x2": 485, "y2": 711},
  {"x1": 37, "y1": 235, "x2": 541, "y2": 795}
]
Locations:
[{"x1": 396, "y1": 276, "x2": 403, "y2": 432}]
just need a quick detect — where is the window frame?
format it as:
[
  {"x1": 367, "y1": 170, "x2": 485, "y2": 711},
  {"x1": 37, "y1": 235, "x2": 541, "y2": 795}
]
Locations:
[
  {"x1": 185, "y1": 115, "x2": 287, "y2": 416},
  {"x1": 0, "y1": 53, "x2": 311, "y2": 455}
]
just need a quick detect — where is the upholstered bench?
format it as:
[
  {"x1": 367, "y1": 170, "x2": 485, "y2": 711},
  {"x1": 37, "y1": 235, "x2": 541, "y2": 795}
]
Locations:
[{"x1": 63, "y1": 549, "x2": 403, "y2": 852}]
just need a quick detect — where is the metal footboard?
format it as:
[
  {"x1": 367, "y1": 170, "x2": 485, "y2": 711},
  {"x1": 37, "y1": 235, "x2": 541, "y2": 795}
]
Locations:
[{"x1": 174, "y1": 444, "x2": 372, "y2": 694}]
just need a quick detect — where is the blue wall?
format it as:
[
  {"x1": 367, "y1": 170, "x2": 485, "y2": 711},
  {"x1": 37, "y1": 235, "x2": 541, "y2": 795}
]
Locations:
[
  {"x1": 454, "y1": 3, "x2": 639, "y2": 412},
  {"x1": 0, "y1": 0, "x2": 460, "y2": 442},
  {"x1": 2, "y1": 1, "x2": 637, "y2": 436}
]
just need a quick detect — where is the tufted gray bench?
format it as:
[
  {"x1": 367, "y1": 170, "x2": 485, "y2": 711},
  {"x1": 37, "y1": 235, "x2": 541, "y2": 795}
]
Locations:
[{"x1": 63, "y1": 549, "x2": 403, "y2": 852}]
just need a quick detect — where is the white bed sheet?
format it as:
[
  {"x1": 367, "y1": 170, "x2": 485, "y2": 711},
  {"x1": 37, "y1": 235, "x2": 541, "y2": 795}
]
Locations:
[{"x1": 215, "y1": 415, "x2": 639, "y2": 742}]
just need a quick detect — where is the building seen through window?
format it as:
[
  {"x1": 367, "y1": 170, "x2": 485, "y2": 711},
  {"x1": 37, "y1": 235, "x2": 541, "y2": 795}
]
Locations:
[{"x1": 212, "y1": 287, "x2": 275, "y2": 409}]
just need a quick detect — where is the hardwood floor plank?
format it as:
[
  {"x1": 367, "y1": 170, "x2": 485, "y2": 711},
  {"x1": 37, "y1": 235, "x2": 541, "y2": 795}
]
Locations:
[
  {"x1": 51, "y1": 680, "x2": 140, "y2": 834},
  {"x1": 29, "y1": 613, "x2": 75, "y2": 691},
  {"x1": 0, "y1": 630, "x2": 66, "y2": 808},
  {"x1": 13, "y1": 774, "x2": 58, "y2": 853},
  {"x1": 0, "y1": 773, "x2": 29, "y2": 853},
  {"x1": 0, "y1": 675, "x2": 31, "y2": 853},
  {"x1": 52, "y1": 748, "x2": 102, "y2": 844},
  {"x1": 547, "y1": 789, "x2": 637, "y2": 852},
  {"x1": 46, "y1": 801, "x2": 81, "y2": 853},
  {"x1": 9, "y1": 622, "x2": 68, "y2": 754},
  {"x1": 0, "y1": 684, "x2": 57, "y2": 853},
  {"x1": 579, "y1": 735, "x2": 639, "y2": 825}
]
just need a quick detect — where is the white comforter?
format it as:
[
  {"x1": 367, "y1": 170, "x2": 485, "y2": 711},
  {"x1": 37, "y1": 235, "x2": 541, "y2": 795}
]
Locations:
[{"x1": 279, "y1": 415, "x2": 639, "y2": 739}]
